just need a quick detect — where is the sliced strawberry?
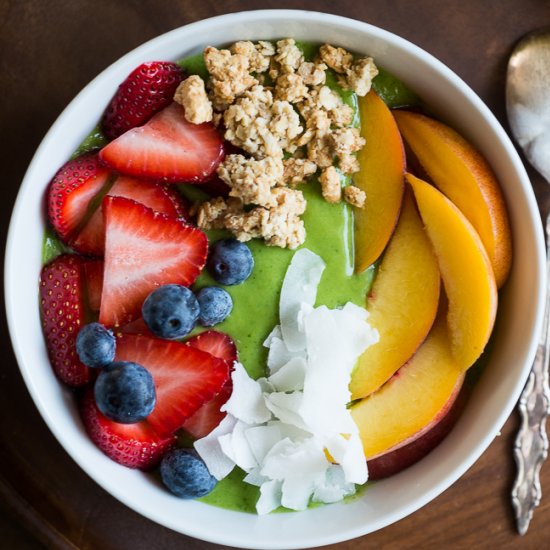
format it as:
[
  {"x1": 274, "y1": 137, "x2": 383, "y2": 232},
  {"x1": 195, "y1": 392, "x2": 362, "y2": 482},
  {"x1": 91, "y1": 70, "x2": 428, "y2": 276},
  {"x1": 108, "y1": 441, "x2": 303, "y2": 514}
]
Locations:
[
  {"x1": 39, "y1": 254, "x2": 90, "y2": 386},
  {"x1": 99, "y1": 196, "x2": 208, "y2": 327},
  {"x1": 79, "y1": 388, "x2": 175, "y2": 470},
  {"x1": 100, "y1": 102, "x2": 224, "y2": 183},
  {"x1": 73, "y1": 176, "x2": 192, "y2": 256},
  {"x1": 185, "y1": 330, "x2": 238, "y2": 364},
  {"x1": 115, "y1": 334, "x2": 230, "y2": 438},
  {"x1": 101, "y1": 61, "x2": 185, "y2": 141},
  {"x1": 83, "y1": 260, "x2": 104, "y2": 312},
  {"x1": 181, "y1": 382, "x2": 233, "y2": 440},
  {"x1": 118, "y1": 317, "x2": 152, "y2": 337},
  {"x1": 47, "y1": 153, "x2": 111, "y2": 245}
]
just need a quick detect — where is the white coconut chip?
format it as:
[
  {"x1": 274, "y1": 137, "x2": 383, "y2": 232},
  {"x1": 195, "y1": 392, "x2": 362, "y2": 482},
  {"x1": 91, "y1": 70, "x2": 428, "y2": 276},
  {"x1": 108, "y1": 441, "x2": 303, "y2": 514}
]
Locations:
[
  {"x1": 266, "y1": 335, "x2": 306, "y2": 374},
  {"x1": 265, "y1": 392, "x2": 310, "y2": 432},
  {"x1": 243, "y1": 467, "x2": 269, "y2": 487},
  {"x1": 279, "y1": 248, "x2": 326, "y2": 352},
  {"x1": 256, "y1": 480, "x2": 283, "y2": 515},
  {"x1": 268, "y1": 356, "x2": 307, "y2": 392},
  {"x1": 244, "y1": 425, "x2": 282, "y2": 464},
  {"x1": 221, "y1": 362, "x2": 272, "y2": 424},
  {"x1": 312, "y1": 464, "x2": 356, "y2": 504},
  {"x1": 218, "y1": 420, "x2": 258, "y2": 472}
]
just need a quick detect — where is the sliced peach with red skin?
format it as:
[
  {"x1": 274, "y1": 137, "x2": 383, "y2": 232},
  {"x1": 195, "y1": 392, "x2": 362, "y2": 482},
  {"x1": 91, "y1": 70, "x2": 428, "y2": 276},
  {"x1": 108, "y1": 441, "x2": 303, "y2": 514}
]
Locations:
[
  {"x1": 351, "y1": 313, "x2": 464, "y2": 460},
  {"x1": 349, "y1": 189, "x2": 440, "y2": 400},
  {"x1": 407, "y1": 173, "x2": 498, "y2": 370},
  {"x1": 394, "y1": 110, "x2": 512, "y2": 287},
  {"x1": 354, "y1": 90, "x2": 406, "y2": 272}
]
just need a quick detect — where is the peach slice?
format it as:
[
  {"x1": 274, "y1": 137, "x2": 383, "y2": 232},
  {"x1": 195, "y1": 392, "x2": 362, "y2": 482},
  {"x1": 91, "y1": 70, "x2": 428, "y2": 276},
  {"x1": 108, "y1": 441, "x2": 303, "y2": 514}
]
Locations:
[
  {"x1": 407, "y1": 173, "x2": 498, "y2": 370},
  {"x1": 351, "y1": 314, "x2": 464, "y2": 460},
  {"x1": 349, "y1": 190, "x2": 440, "y2": 400},
  {"x1": 394, "y1": 110, "x2": 512, "y2": 287},
  {"x1": 354, "y1": 90, "x2": 405, "y2": 272}
]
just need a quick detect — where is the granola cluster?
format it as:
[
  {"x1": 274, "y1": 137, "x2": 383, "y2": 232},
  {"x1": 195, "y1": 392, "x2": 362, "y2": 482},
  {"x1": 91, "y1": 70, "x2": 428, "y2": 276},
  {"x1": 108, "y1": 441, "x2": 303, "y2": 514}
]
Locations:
[{"x1": 174, "y1": 39, "x2": 378, "y2": 249}]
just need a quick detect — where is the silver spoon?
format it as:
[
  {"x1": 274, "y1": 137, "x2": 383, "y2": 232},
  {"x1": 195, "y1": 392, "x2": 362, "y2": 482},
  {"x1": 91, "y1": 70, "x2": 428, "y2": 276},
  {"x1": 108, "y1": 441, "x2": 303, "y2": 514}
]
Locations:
[{"x1": 507, "y1": 30, "x2": 550, "y2": 535}]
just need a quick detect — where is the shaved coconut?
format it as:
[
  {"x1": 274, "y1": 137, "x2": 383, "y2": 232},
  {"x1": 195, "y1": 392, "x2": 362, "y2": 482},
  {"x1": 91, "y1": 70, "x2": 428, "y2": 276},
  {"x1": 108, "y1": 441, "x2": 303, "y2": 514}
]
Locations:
[
  {"x1": 194, "y1": 414, "x2": 238, "y2": 480},
  {"x1": 265, "y1": 392, "x2": 309, "y2": 432},
  {"x1": 256, "y1": 480, "x2": 282, "y2": 515},
  {"x1": 245, "y1": 425, "x2": 282, "y2": 464},
  {"x1": 268, "y1": 420, "x2": 311, "y2": 442},
  {"x1": 221, "y1": 363, "x2": 271, "y2": 424},
  {"x1": 279, "y1": 249, "x2": 325, "y2": 351},
  {"x1": 218, "y1": 420, "x2": 258, "y2": 472},
  {"x1": 268, "y1": 356, "x2": 307, "y2": 391},
  {"x1": 263, "y1": 325, "x2": 282, "y2": 348},
  {"x1": 312, "y1": 465, "x2": 356, "y2": 504},
  {"x1": 244, "y1": 467, "x2": 269, "y2": 487},
  {"x1": 340, "y1": 433, "x2": 369, "y2": 484},
  {"x1": 267, "y1": 334, "x2": 306, "y2": 374}
]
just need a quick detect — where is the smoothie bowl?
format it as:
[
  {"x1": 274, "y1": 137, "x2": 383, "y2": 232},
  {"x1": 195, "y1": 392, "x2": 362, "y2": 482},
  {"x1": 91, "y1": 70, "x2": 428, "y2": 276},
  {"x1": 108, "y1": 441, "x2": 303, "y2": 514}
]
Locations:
[{"x1": 4, "y1": 10, "x2": 545, "y2": 549}]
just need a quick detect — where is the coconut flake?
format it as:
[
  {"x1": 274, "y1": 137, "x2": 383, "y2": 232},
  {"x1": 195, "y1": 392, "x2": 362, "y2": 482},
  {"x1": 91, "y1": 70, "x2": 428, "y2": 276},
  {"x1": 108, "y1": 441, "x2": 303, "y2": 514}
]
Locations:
[
  {"x1": 256, "y1": 480, "x2": 283, "y2": 515},
  {"x1": 265, "y1": 392, "x2": 310, "y2": 432},
  {"x1": 268, "y1": 356, "x2": 307, "y2": 391},
  {"x1": 279, "y1": 249, "x2": 326, "y2": 351},
  {"x1": 245, "y1": 425, "x2": 282, "y2": 464},
  {"x1": 218, "y1": 420, "x2": 258, "y2": 472},
  {"x1": 312, "y1": 464, "x2": 356, "y2": 504}
]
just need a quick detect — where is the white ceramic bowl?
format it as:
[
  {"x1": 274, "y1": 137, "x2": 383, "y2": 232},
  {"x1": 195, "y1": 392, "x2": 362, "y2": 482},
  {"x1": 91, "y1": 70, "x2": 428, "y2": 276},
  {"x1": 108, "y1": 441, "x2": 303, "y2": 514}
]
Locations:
[{"x1": 5, "y1": 10, "x2": 546, "y2": 549}]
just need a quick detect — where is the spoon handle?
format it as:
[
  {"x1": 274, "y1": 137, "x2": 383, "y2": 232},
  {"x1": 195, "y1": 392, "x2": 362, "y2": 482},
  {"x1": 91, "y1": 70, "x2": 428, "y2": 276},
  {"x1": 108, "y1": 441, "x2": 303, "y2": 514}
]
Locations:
[{"x1": 511, "y1": 209, "x2": 550, "y2": 535}]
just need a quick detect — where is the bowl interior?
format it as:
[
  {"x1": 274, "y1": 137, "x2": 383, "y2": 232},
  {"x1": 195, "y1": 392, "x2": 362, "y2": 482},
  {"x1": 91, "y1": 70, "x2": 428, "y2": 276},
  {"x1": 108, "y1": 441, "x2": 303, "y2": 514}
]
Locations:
[{"x1": 5, "y1": 10, "x2": 545, "y2": 550}]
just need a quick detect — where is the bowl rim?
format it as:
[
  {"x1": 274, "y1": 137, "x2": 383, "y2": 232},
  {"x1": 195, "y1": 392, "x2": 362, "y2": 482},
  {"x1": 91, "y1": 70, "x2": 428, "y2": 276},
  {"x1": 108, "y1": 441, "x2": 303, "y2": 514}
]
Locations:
[{"x1": 5, "y1": 9, "x2": 546, "y2": 549}]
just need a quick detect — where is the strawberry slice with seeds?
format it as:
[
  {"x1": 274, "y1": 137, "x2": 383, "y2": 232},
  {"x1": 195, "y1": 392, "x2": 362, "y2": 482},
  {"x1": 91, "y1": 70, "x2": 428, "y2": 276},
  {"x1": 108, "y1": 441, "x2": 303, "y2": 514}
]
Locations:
[
  {"x1": 181, "y1": 331, "x2": 237, "y2": 439},
  {"x1": 101, "y1": 61, "x2": 185, "y2": 140},
  {"x1": 73, "y1": 176, "x2": 191, "y2": 256},
  {"x1": 185, "y1": 330, "x2": 238, "y2": 364},
  {"x1": 47, "y1": 153, "x2": 111, "y2": 245},
  {"x1": 79, "y1": 388, "x2": 175, "y2": 470},
  {"x1": 100, "y1": 102, "x2": 224, "y2": 183},
  {"x1": 83, "y1": 259, "x2": 104, "y2": 312},
  {"x1": 99, "y1": 196, "x2": 207, "y2": 327},
  {"x1": 115, "y1": 334, "x2": 230, "y2": 438},
  {"x1": 39, "y1": 254, "x2": 90, "y2": 386}
]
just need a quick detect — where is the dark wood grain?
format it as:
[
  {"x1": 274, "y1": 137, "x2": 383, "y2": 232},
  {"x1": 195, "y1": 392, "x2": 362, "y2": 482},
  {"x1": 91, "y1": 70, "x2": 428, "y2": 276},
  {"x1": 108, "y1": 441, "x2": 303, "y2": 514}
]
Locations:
[{"x1": 1, "y1": 1, "x2": 550, "y2": 548}]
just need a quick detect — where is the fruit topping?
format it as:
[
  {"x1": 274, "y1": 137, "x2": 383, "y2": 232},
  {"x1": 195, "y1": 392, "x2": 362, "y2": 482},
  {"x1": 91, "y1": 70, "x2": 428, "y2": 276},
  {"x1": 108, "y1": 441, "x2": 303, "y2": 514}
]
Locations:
[
  {"x1": 196, "y1": 287, "x2": 233, "y2": 327},
  {"x1": 207, "y1": 238, "x2": 254, "y2": 285},
  {"x1": 185, "y1": 330, "x2": 238, "y2": 364},
  {"x1": 76, "y1": 322, "x2": 116, "y2": 368},
  {"x1": 160, "y1": 448, "x2": 217, "y2": 498},
  {"x1": 115, "y1": 334, "x2": 229, "y2": 437},
  {"x1": 79, "y1": 388, "x2": 174, "y2": 470},
  {"x1": 99, "y1": 196, "x2": 208, "y2": 327},
  {"x1": 99, "y1": 102, "x2": 225, "y2": 183},
  {"x1": 46, "y1": 153, "x2": 111, "y2": 246},
  {"x1": 39, "y1": 254, "x2": 90, "y2": 387},
  {"x1": 94, "y1": 361, "x2": 157, "y2": 423},
  {"x1": 142, "y1": 284, "x2": 200, "y2": 339},
  {"x1": 83, "y1": 260, "x2": 104, "y2": 311},
  {"x1": 101, "y1": 61, "x2": 185, "y2": 140}
]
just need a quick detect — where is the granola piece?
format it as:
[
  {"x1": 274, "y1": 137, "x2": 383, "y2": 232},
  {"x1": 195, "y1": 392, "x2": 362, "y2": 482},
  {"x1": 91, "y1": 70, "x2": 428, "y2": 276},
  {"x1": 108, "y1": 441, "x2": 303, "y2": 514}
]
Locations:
[
  {"x1": 196, "y1": 196, "x2": 243, "y2": 230},
  {"x1": 307, "y1": 135, "x2": 334, "y2": 168},
  {"x1": 344, "y1": 185, "x2": 366, "y2": 208},
  {"x1": 231, "y1": 40, "x2": 275, "y2": 73},
  {"x1": 342, "y1": 57, "x2": 378, "y2": 97},
  {"x1": 297, "y1": 61, "x2": 327, "y2": 86},
  {"x1": 204, "y1": 46, "x2": 257, "y2": 109},
  {"x1": 297, "y1": 109, "x2": 332, "y2": 147},
  {"x1": 275, "y1": 73, "x2": 308, "y2": 103},
  {"x1": 283, "y1": 158, "x2": 317, "y2": 185},
  {"x1": 271, "y1": 187, "x2": 307, "y2": 216},
  {"x1": 339, "y1": 153, "x2": 361, "y2": 174},
  {"x1": 330, "y1": 127, "x2": 366, "y2": 156},
  {"x1": 297, "y1": 85, "x2": 353, "y2": 129},
  {"x1": 269, "y1": 100, "x2": 303, "y2": 151},
  {"x1": 319, "y1": 44, "x2": 353, "y2": 74},
  {"x1": 274, "y1": 38, "x2": 304, "y2": 74},
  {"x1": 217, "y1": 154, "x2": 284, "y2": 207},
  {"x1": 319, "y1": 166, "x2": 342, "y2": 203},
  {"x1": 173, "y1": 75, "x2": 213, "y2": 124}
]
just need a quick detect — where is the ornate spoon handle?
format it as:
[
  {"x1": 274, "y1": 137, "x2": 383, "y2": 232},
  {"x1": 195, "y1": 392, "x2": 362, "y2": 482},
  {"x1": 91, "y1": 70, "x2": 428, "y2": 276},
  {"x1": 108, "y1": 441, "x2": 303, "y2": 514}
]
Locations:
[{"x1": 512, "y1": 209, "x2": 550, "y2": 535}]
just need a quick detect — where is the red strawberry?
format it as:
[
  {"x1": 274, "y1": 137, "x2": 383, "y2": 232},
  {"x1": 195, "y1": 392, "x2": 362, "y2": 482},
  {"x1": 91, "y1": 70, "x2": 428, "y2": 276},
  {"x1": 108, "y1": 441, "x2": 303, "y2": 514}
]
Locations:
[
  {"x1": 185, "y1": 330, "x2": 238, "y2": 364},
  {"x1": 101, "y1": 61, "x2": 185, "y2": 140},
  {"x1": 83, "y1": 260, "x2": 104, "y2": 311},
  {"x1": 47, "y1": 153, "x2": 111, "y2": 245},
  {"x1": 79, "y1": 388, "x2": 175, "y2": 470},
  {"x1": 39, "y1": 254, "x2": 90, "y2": 386},
  {"x1": 115, "y1": 334, "x2": 230, "y2": 437},
  {"x1": 118, "y1": 317, "x2": 152, "y2": 336},
  {"x1": 73, "y1": 176, "x2": 192, "y2": 256},
  {"x1": 99, "y1": 196, "x2": 208, "y2": 327},
  {"x1": 100, "y1": 102, "x2": 224, "y2": 183}
]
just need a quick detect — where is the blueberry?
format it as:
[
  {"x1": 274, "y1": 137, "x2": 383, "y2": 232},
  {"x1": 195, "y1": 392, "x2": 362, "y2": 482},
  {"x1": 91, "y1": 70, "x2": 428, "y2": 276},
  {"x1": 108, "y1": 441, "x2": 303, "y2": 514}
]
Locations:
[
  {"x1": 76, "y1": 322, "x2": 116, "y2": 368},
  {"x1": 207, "y1": 238, "x2": 254, "y2": 285},
  {"x1": 94, "y1": 361, "x2": 156, "y2": 423},
  {"x1": 142, "y1": 284, "x2": 199, "y2": 339},
  {"x1": 160, "y1": 448, "x2": 217, "y2": 498},
  {"x1": 196, "y1": 287, "x2": 233, "y2": 326}
]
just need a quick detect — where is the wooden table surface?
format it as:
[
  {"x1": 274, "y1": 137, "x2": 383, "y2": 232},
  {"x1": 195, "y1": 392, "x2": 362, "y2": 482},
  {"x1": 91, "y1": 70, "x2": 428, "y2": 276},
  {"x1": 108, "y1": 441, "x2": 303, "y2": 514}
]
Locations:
[{"x1": 2, "y1": 1, "x2": 550, "y2": 548}]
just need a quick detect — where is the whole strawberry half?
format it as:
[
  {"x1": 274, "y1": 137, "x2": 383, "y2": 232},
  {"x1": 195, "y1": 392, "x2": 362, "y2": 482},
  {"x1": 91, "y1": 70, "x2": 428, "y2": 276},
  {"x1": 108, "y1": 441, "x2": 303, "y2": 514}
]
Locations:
[
  {"x1": 73, "y1": 176, "x2": 191, "y2": 256},
  {"x1": 47, "y1": 153, "x2": 111, "y2": 246},
  {"x1": 100, "y1": 102, "x2": 224, "y2": 184},
  {"x1": 101, "y1": 61, "x2": 185, "y2": 140},
  {"x1": 99, "y1": 196, "x2": 207, "y2": 327},
  {"x1": 79, "y1": 388, "x2": 175, "y2": 470},
  {"x1": 39, "y1": 254, "x2": 90, "y2": 386},
  {"x1": 115, "y1": 334, "x2": 230, "y2": 438}
]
